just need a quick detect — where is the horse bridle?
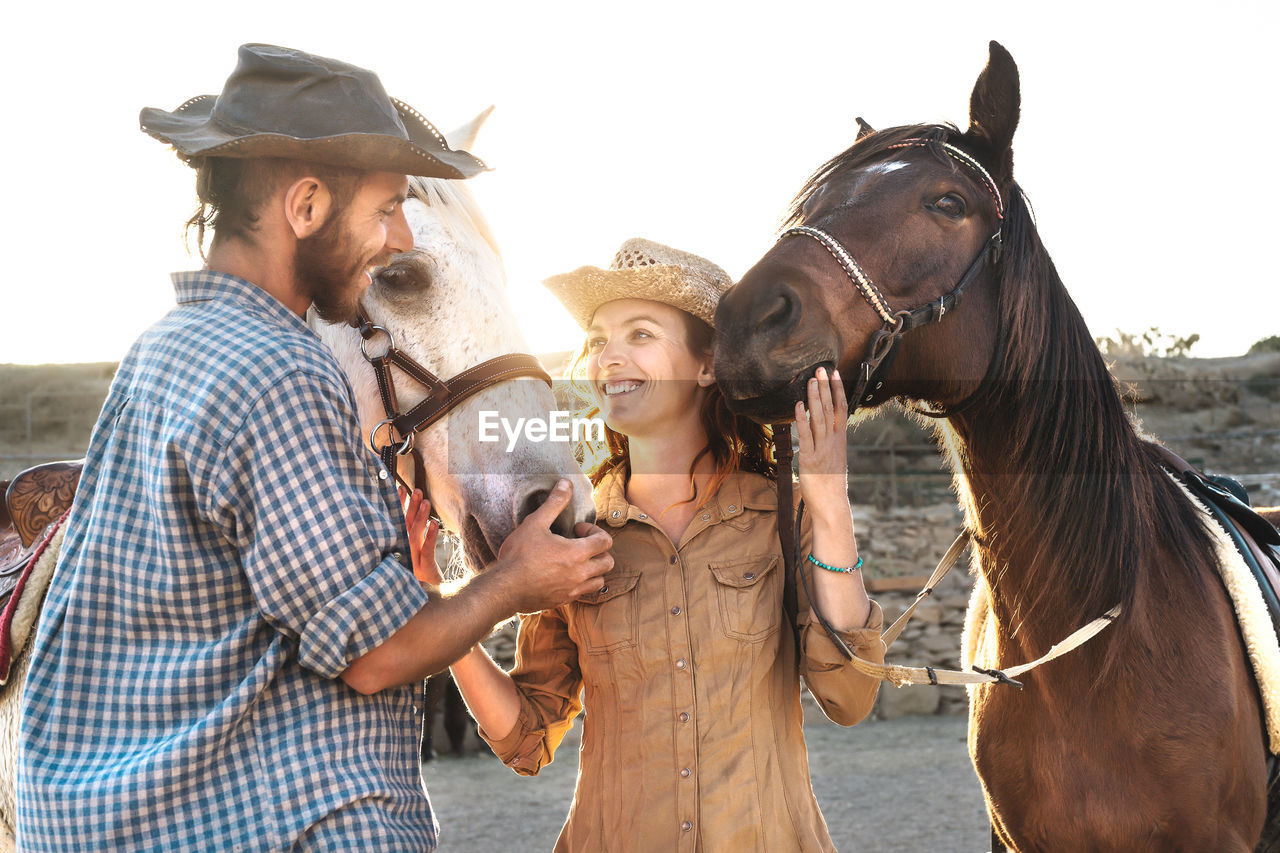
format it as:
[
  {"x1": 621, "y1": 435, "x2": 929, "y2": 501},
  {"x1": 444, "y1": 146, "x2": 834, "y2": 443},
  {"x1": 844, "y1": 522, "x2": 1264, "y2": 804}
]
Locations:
[
  {"x1": 355, "y1": 309, "x2": 553, "y2": 500},
  {"x1": 772, "y1": 138, "x2": 1006, "y2": 661}
]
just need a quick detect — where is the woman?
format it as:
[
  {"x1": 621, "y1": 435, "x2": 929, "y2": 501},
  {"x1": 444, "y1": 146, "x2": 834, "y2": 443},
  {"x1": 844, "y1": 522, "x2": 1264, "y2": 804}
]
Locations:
[{"x1": 406, "y1": 239, "x2": 886, "y2": 851}]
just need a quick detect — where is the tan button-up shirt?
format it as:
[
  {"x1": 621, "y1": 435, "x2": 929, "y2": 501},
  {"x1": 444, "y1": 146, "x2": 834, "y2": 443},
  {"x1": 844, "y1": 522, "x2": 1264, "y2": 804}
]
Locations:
[{"x1": 483, "y1": 469, "x2": 886, "y2": 852}]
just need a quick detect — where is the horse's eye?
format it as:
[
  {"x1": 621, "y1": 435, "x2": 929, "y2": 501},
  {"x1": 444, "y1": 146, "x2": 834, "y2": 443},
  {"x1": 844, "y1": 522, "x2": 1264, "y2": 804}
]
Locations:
[
  {"x1": 932, "y1": 194, "x2": 966, "y2": 218},
  {"x1": 377, "y1": 261, "x2": 430, "y2": 293}
]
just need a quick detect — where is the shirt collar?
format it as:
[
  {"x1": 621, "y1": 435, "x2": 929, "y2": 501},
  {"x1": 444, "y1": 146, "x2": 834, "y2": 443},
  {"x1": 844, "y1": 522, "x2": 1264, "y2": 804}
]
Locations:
[
  {"x1": 595, "y1": 467, "x2": 778, "y2": 528},
  {"x1": 171, "y1": 270, "x2": 315, "y2": 337}
]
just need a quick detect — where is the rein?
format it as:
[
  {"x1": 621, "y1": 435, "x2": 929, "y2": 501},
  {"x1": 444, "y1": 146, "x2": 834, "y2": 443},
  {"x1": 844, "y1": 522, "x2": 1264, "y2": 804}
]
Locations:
[
  {"x1": 355, "y1": 310, "x2": 552, "y2": 498},
  {"x1": 771, "y1": 138, "x2": 1119, "y2": 686}
]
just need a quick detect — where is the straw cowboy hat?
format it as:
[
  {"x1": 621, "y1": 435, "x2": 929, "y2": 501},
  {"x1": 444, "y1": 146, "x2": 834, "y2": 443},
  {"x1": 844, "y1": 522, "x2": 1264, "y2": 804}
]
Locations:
[
  {"x1": 545, "y1": 238, "x2": 734, "y2": 329},
  {"x1": 139, "y1": 43, "x2": 486, "y2": 179}
]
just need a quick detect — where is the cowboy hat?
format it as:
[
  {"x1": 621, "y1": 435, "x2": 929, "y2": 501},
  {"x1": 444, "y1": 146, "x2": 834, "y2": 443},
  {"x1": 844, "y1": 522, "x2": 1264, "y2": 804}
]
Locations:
[
  {"x1": 139, "y1": 43, "x2": 486, "y2": 179},
  {"x1": 545, "y1": 238, "x2": 734, "y2": 329}
]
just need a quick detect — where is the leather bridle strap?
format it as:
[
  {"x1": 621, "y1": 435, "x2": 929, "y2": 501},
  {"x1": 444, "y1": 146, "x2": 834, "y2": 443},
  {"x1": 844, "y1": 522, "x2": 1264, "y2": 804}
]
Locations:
[
  {"x1": 780, "y1": 226, "x2": 1002, "y2": 411},
  {"x1": 775, "y1": 422, "x2": 801, "y2": 664},
  {"x1": 356, "y1": 311, "x2": 553, "y2": 483}
]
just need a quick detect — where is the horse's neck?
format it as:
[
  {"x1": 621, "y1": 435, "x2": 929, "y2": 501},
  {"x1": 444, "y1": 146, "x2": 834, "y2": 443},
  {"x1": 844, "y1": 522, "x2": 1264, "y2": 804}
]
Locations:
[{"x1": 943, "y1": 399, "x2": 1140, "y2": 648}]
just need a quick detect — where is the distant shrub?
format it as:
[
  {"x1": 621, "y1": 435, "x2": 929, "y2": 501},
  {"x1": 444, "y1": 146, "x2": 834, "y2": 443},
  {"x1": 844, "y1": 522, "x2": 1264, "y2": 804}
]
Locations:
[
  {"x1": 1248, "y1": 335, "x2": 1280, "y2": 354},
  {"x1": 1096, "y1": 327, "x2": 1200, "y2": 358}
]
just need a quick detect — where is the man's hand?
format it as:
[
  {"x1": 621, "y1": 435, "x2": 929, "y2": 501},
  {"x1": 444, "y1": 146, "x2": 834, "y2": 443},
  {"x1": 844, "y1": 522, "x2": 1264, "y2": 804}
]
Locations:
[
  {"x1": 489, "y1": 479, "x2": 613, "y2": 613},
  {"x1": 342, "y1": 479, "x2": 611, "y2": 695}
]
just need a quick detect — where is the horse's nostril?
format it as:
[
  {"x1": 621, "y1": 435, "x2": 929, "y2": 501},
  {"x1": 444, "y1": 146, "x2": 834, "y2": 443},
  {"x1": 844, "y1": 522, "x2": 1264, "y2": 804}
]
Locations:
[
  {"x1": 759, "y1": 284, "x2": 799, "y2": 334},
  {"x1": 518, "y1": 489, "x2": 550, "y2": 528}
]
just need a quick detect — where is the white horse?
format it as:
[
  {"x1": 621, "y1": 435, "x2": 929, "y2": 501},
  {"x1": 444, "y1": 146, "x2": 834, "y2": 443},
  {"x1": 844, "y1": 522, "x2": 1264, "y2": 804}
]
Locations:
[
  {"x1": 311, "y1": 108, "x2": 594, "y2": 565},
  {"x1": 0, "y1": 109, "x2": 593, "y2": 846}
]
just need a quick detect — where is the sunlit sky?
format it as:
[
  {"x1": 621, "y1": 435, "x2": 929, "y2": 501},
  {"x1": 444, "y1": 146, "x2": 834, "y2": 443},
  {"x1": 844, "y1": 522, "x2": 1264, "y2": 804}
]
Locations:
[{"x1": 3, "y1": 2, "x2": 1277, "y2": 364}]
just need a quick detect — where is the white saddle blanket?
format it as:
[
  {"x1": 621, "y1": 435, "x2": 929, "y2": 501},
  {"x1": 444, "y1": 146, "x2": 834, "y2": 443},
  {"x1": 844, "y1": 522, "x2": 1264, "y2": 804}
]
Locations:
[{"x1": 1175, "y1": 475, "x2": 1280, "y2": 753}]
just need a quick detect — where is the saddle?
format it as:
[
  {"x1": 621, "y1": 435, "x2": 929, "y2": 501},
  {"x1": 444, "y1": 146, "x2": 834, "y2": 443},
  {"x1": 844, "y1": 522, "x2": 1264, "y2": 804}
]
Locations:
[
  {"x1": 0, "y1": 460, "x2": 82, "y2": 686},
  {"x1": 1152, "y1": 446, "x2": 1280, "y2": 853},
  {"x1": 1154, "y1": 446, "x2": 1280, "y2": 637}
]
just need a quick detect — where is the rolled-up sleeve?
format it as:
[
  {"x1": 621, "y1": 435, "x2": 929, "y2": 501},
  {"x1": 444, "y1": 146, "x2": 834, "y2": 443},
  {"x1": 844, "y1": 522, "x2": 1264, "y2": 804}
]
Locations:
[
  {"x1": 208, "y1": 369, "x2": 425, "y2": 678},
  {"x1": 799, "y1": 599, "x2": 886, "y2": 725},
  {"x1": 298, "y1": 554, "x2": 428, "y2": 678},
  {"x1": 478, "y1": 606, "x2": 583, "y2": 776}
]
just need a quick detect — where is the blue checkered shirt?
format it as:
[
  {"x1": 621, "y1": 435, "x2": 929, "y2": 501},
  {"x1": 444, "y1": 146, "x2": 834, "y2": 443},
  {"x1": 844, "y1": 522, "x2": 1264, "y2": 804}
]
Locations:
[{"x1": 17, "y1": 271, "x2": 435, "y2": 851}]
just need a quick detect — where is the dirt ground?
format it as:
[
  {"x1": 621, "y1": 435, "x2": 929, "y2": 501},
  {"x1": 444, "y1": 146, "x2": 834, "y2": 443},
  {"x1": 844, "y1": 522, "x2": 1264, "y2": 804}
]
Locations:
[{"x1": 421, "y1": 700, "x2": 989, "y2": 852}]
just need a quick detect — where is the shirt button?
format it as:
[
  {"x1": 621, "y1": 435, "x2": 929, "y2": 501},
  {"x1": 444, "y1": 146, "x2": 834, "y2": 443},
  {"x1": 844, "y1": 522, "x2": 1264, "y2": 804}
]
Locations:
[
  {"x1": 611, "y1": 510, "x2": 621, "y2": 519},
  {"x1": 599, "y1": 585, "x2": 609, "y2": 594},
  {"x1": 701, "y1": 513, "x2": 710, "y2": 521},
  {"x1": 678, "y1": 711, "x2": 689, "y2": 723},
  {"x1": 378, "y1": 468, "x2": 389, "y2": 480},
  {"x1": 675, "y1": 658, "x2": 686, "y2": 670},
  {"x1": 638, "y1": 513, "x2": 647, "y2": 519},
  {"x1": 680, "y1": 767, "x2": 691, "y2": 778},
  {"x1": 670, "y1": 605, "x2": 681, "y2": 616},
  {"x1": 682, "y1": 821, "x2": 693, "y2": 832},
  {"x1": 669, "y1": 555, "x2": 678, "y2": 565},
  {"x1": 727, "y1": 504, "x2": 737, "y2": 512},
  {"x1": 743, "y1": 571, "x2": 755, "y2": 580}
]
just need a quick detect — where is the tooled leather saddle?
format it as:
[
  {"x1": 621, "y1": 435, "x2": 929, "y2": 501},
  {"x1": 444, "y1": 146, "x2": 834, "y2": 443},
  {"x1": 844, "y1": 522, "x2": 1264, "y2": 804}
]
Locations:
[{"x1": 0, "y1": 460, "x2": 82, "y2": 686}]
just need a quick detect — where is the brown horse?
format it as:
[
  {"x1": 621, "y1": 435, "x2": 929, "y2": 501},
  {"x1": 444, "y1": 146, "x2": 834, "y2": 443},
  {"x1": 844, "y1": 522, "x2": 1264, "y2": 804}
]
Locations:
[{"x1": 714, "y1": 41, "x2": 1276, "y2": 851}]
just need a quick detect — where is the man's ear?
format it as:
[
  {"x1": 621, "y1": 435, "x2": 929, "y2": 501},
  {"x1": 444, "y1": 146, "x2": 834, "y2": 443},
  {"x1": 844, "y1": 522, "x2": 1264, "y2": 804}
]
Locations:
[
  {"x1": 283, "y1": 177, "x2": 333, "y2": 239},
  {"x1": 697, "y1": 353, "x2": 715, "y2": 388}
]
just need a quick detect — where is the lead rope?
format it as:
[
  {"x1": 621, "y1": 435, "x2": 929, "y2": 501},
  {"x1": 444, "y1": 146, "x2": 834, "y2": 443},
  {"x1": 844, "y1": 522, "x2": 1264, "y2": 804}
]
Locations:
[{"x1": 775, "y1": 428, "x2": 1119, "y2": 687}]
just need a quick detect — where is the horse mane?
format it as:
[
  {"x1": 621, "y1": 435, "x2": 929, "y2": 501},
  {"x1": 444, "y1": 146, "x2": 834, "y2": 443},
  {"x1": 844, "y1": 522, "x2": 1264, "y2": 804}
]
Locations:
[
  {"x1": 407, "y1": 174, "x2": 503, "y2": 261},
  {"x1": 946, "y1": 172, "x2": 1217, "y2": 636}
]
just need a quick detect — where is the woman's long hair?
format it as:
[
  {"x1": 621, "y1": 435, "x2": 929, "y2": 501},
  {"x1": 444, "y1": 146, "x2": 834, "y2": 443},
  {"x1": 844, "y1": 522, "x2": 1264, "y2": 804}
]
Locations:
[{"x1": 568, "y1": 312, "x2": 776, "y2": 507}]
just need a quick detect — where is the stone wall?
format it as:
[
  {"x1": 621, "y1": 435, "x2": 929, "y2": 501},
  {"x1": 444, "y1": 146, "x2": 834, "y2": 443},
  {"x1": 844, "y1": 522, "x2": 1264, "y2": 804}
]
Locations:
[{"x1": 853, "y1": 502, "x2": 974, "y2": 719}]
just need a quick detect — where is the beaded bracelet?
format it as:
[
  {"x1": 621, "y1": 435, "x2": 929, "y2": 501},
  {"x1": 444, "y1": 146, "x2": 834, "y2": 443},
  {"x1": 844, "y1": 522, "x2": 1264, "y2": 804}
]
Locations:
[{"x1": 806, "y1": 553, "x2": 864, "y2": 573}]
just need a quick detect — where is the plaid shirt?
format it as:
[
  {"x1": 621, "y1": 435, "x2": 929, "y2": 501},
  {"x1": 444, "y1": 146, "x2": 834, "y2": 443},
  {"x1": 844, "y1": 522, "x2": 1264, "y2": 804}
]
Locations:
[{"x1": 17, "y1": 271, "x2": 434, "y2": 851}]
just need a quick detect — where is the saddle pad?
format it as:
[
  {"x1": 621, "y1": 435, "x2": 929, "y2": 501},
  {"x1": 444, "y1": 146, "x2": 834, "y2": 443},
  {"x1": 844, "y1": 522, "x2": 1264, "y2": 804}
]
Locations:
[
  {"x1": 1173, "y1": 475, "x2": 1280, "y2": 753},
  {"x1": 0, "y1": 511, "x2": 67, "y2": 686}
]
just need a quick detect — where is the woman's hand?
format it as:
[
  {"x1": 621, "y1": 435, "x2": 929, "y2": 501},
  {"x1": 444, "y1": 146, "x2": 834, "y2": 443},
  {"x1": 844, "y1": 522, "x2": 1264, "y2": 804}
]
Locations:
[
  {"x1": 399, "y1": 486, "x2": 443, "y2": 586},
  {"x1": 795, "y1": 368, "x2": 869, "y2": 632},
  {"x1": 794, "y1": 366, "x2": 851, "y2": 525}
]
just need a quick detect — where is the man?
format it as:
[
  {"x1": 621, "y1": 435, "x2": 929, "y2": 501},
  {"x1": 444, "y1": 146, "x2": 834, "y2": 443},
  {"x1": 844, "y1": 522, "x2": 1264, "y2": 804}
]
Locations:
[{"x1": 16, "y1": 44, "x2": 612, "y2": 851}]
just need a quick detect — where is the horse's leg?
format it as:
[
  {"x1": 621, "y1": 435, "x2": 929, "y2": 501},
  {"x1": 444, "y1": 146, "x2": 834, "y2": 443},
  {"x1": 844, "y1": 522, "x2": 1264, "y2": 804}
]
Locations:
[
  {"x1": 1256, "y1": 762, "x2": 1280, "y2": 853},
  {"x1": 421, "y1": 676, "x2": 448, "y2": 762},
  {"x1": 443, "y1": 676, "x2": 468, "y2": 755}
]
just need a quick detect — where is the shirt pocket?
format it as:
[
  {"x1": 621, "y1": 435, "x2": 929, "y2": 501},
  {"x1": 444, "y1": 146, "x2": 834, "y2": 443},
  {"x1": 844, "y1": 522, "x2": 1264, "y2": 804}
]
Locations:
[
  {"x1": 709, "y1": 554, "x2": 782, "y2": 643},
  {"x1": 573, "y1": 571, "x2": 642, "y2": 654}
]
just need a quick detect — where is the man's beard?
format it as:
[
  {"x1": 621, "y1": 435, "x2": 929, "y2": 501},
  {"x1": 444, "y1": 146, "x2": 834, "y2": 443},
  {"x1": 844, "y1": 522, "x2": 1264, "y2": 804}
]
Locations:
[{"x1": 295, "y1": 212, "x2": 384, "y2": 325}]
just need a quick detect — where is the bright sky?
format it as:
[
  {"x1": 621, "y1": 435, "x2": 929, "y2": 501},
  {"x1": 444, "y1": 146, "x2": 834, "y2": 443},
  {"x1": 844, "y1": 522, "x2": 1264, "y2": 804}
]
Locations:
[{"x1": 3, "y1": 2, "x2": 1277, "y2": 363}]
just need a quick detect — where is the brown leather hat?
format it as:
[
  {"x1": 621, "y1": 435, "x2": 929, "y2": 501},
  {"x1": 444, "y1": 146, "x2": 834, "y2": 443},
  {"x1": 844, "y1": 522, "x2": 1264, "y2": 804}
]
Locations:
[{"x1": 139, "y1": 44, "x2": 486, "y2": 179}]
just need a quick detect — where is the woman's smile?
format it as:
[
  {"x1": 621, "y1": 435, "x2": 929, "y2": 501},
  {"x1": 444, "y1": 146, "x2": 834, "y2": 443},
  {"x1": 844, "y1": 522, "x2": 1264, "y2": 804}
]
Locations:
[{"x1": 601, "y1": 379, "x2": 644, "y2": 397}]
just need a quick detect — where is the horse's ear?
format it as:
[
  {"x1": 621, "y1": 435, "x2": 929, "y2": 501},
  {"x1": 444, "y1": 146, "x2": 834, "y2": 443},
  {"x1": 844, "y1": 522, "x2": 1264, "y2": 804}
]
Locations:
[
  {"x1": 966, "y1": 41, "x2": 1020, "y2": 180},
  {"x1": 444, "y1": 105, "x2": 495, "y2": 152},
  {"x1": 855, "y1": 116, "x2": 876, "y2": 141}
]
